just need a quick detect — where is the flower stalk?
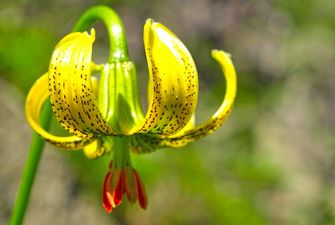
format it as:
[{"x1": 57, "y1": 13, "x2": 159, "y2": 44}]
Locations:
[
  {"x1": 73, "y1": 5, "x2": 129, "y2": 62},
  {"x1": 9, "y1": 104, "x2": 52, "y2": 225}
]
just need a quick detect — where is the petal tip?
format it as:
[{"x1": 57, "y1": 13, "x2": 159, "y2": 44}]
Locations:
[
  {"x1": 82, "y1": 28, "x2": 96, "y2": 43},
  {"x1": 211, "y1": 49, "x2": 232, "y2": 59},
  {"x1": 145, "y1": 18, "x2": 154, "y2": 25},
  {"x1": 89, "y1": 28, "x2": 96, "y2": 41}
]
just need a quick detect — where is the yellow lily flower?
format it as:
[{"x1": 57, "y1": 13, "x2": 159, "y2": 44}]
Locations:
[{"x1": 25, "y1": 18, "x2": 236, "y2": 212}]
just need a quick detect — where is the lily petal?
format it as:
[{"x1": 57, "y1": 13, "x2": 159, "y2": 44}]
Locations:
[
  {"x1": 25, "y1": 74, "x2": 93, "y2": 149},
  {"x1": 132, "y1": 19, "x2": 198, "y2": 136},
  {"x1": 129, "y1": 115, "x2": 196, "y2": 153},
  {"x1": 162, "y1": 50, "x2": 237, "y2": 146},
  {"x1": 129, "y1": 134, "x2": 161, "y2": 154},
  {"x1": 48, "y1": 29, "x2": 118, "y2": 138}
]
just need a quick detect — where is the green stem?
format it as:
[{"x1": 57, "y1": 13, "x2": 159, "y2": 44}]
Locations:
[
  {"x1": 10, "y1": 5, "x2": 129, "y2": 224},
  {"x1": 10, "y1": 103, "x2": 52, "y2": 225},
  {"x1": 113, "y1": 137, "x2": 131, "y2": 169},
  {"x1": 73, "y1": 5, "x2": 129, "y2": 62}
]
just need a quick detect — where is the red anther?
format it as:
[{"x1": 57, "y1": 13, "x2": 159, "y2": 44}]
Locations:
[
  {"x1": 133, "y1": 169, "x2": 148, "y2": 209},
  {"x1": 124, "y1": 181, "x2": 131, "y2": 202},
  {"x1": 124, "y1": 168, "x2": 136, "y2": 203},
  {"x1": 102, "y1": 172, "x2": 113, "y2": 213},
  {"x1": 102, "y1": 166, "x2": 147, "y2": 212},
  {"x1": 113, "y1": 170, "x2": 124, "y2": 206}
]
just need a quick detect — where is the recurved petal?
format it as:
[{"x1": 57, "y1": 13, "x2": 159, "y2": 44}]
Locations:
[
  {"x1": 129, "y1": 117, "x2": 194, "y2": 154},
  {"x1": 162, "y1": 50, "x2": 237, "y2": 145},
  {"x1": 129, "y1": 134, "x2": 161, "y2": 154},
  {"x1": 25, "y1": 73, "x2": 94, "y2": 149},
  {"x1": 48, "y1": 29, "x2": 118, "y2": 138},
  {"x1": 133, "y1": 19, "x2": 198, "y2": 136},
  {"x1": 129, "y1": 115, "x2": 196, "y2": 153}
]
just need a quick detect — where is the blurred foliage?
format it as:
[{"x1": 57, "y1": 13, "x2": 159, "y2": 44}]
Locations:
[{"x1": 1, "y1": 0, "x2": 335, "y2": 225}]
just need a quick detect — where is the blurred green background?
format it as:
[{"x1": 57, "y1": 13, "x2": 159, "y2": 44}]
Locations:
[{"x1": 1, "y1": 0, "x2": 335, "y2": 224}]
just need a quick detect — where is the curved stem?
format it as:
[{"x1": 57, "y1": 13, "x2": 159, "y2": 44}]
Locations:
[
  {"x1": 10, "y1": 103, "x2": 52, "y2": 225},
  {"x1": 73, "y1": 5, "x2": 129, "y2": 62}
]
